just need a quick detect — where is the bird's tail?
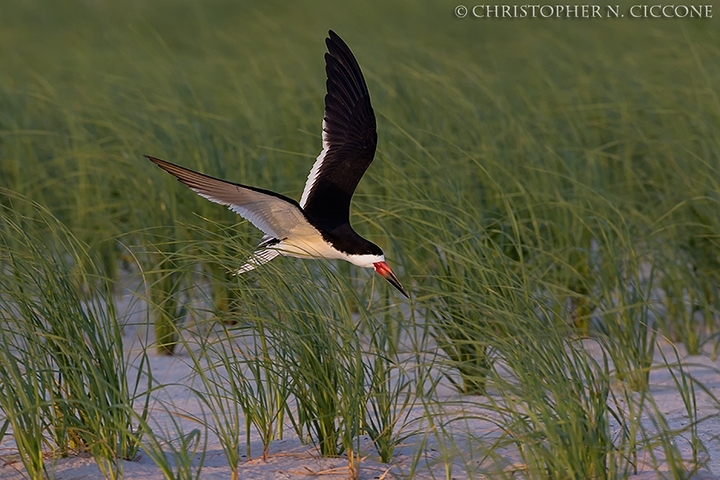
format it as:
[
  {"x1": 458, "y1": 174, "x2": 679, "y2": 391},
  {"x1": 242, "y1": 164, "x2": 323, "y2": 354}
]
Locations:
[
  {"x1": 236, "y1": 236, "x2": 281, "y2": 274},
  {"x1": 237, "y1": 249, "x2": 280, "y2": 274}
]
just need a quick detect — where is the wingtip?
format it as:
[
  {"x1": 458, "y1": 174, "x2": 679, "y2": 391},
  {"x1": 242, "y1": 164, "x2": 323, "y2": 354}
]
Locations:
[
  {"x1": 325, "y1": 29, "x2": 347, "y2": 51},
  {"x1": 146, "y1": 156, "x2": 176, "y2": 172}
]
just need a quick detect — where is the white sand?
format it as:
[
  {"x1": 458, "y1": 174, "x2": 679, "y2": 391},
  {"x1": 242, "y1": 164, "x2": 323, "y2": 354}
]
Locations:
[{"x1": 1, "y1": 291, "x2": 719, "y2": 479}]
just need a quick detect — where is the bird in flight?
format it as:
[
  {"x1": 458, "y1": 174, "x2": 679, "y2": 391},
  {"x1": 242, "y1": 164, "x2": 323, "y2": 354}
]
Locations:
[{"x1": 147, "y1": 30, "x2": 408, "y2": 298}]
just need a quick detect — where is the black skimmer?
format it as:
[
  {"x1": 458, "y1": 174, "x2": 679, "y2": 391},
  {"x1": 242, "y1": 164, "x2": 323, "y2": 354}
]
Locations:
[{"x1": 147, "y1": 30, "x2": 409, "y2": 298}]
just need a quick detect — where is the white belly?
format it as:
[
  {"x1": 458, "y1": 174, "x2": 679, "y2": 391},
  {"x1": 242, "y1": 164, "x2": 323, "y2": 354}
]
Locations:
[{"x1": 270, "y1": 235, "x2": 383, "y2": 269}]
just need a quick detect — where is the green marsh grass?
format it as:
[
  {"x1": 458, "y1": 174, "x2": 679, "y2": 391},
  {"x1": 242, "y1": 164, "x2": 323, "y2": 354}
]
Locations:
[
  {"x1": 145, "y1": 236, "x2": 186, "y2": 355},
  {"x1": 494, "y1": 336, "x2": 617, "y2": 479},
  {"x1": 0, "y1": 196, "x2": 149, "y2": 479},
  {"x1": 175, "y1": 238, "x2": 419, "y2": 471},
  {"x1": 262, "y1": 274, "x2": 368, "y2": 459},
  {"x1": 2, "y1": 1, "x2": 720, "y2": 477},
  {"x1": 189, "y1": 341, "x2": 247, "y2": 478},
  {"x1": 363, "y1": 312, "x2": 417, "y2": 464},
  {"x1": 137, "y1": 410, "x2": 207, "y2": 480},
  {"x1": 191, "y1": 314, "x2": 291, "y2": 471}
]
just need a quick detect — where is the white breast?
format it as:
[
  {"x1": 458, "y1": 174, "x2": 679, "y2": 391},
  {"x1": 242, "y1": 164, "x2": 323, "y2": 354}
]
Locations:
[{"x1": 269, "y1": 234, "x2": 384, "y2": 269}]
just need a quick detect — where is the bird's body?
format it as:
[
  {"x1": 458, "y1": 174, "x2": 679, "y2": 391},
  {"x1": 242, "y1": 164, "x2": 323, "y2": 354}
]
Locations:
[{"x1": 147, "y1": 30, "x2": 408, "y2": 297}]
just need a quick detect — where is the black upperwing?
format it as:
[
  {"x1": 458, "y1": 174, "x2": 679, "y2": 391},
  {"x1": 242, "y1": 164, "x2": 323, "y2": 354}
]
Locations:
[{"x1": 299, "y1": 30, "x2": 377, "y2": 231}]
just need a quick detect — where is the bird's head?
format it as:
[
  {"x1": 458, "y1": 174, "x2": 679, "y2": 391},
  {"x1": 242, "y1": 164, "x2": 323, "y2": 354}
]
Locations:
[{"x1": 373, "y1": 261, "x2": 409, "y2": 298}]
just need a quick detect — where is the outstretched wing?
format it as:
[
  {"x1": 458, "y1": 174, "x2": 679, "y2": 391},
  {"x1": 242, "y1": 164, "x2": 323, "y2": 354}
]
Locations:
[
  {"x1": 299, "y1": 30, "x2": 377, "y2": 231},
  {"x1": 147, "y1": 156, "x2": 306, "y2": 240}
]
